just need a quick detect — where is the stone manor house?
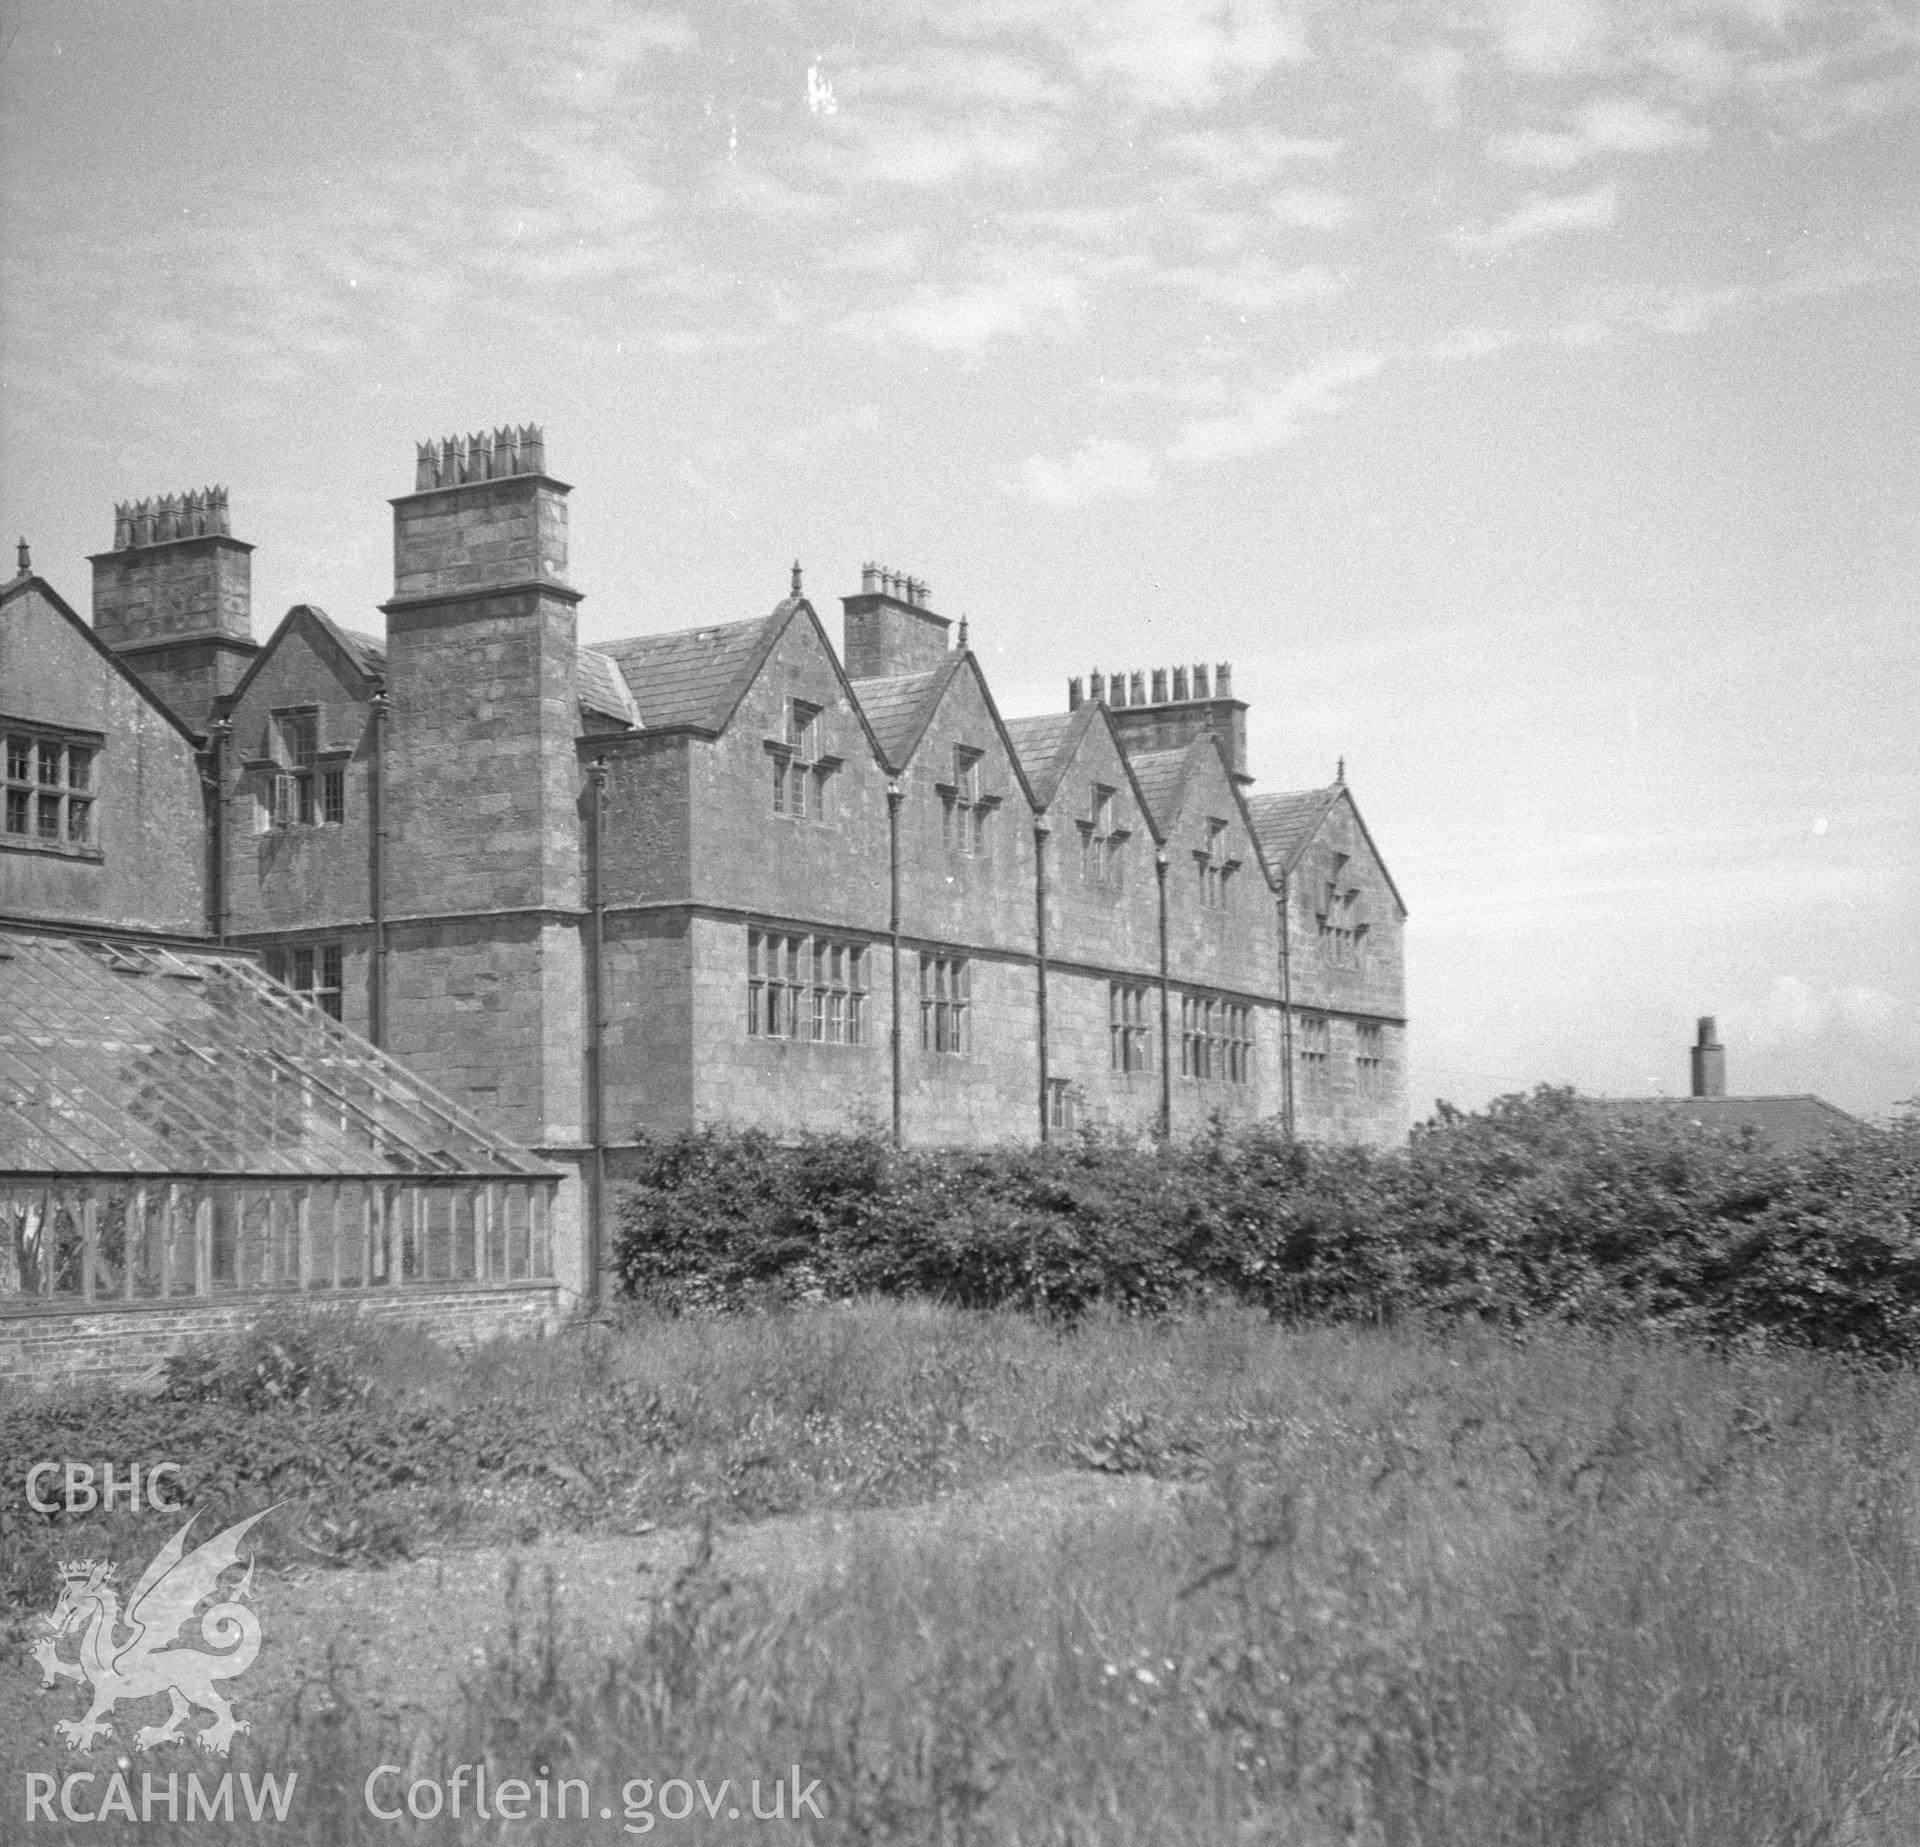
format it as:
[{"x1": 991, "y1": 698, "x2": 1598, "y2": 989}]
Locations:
[{"x1": 2, "y1": 426, "x2": 1406, "y2": 1314}]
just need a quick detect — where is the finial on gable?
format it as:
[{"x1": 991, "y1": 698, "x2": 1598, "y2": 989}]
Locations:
[
  {"x1": 14, "y1": 537, "x2": 28, "y2": 576},
  {"x1": 791, "y1": 559, "x2": 803, "y2": 597},
  {"x1": 957, "y1": 615, "x2": 969, "y2": 652},
  {"x1": 1336, "y1": 755, "x2": 1345, "y2": 784}
]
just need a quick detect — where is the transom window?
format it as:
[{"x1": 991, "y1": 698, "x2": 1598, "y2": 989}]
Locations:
[
  {"x1": 264, "y1": 942, "x2": 344, "y2": 1021},
  {"x1": 770, "y1": 699, "x2": 834, "y2": 822},
  {"x1": 1318, "y1": 854, "x2": 1368, "y2": 969},
  {"x1": 1300, "y1": 1013, "x2": 1330, "y2": 1102},
  {"x1": 1079, "y1": 782, "x2": 1126, "y2": 886},
  {"x1": 3, "y1": 728, "x2": 97, "y2": 851},
  {"x1": 1109, "y1": 981, "x2": 1153, "y2": 1073},
  {"x1": 257, "y1": 708, "x2": 346, "y2": 830},
  {"x1": 1196, "y1": 818, "x2": 1235, "y2": 909},
  {"x1": 940, "y1": 745, "x2": 993, "y2": 856},
  {"x1": 747, "y1": 929, "x2": 868, "y2": 1043},
  {"x1": 1180, "y1": 995, "x2": 1252, "y2": 1083},
  {"x1": 920, "y1": 953, "x2": 970, "y2": 1054},
  {"x1": 1356, "y1": 1022, "x2": 1384, "y2": 1099}
]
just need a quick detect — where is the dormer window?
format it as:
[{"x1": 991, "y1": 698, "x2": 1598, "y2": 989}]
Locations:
[
  {"x1": 254, "y1": 708, "x2": 346, "y2": 831},
  {"x1": 1079, "y1": 782, "x2": 1127, "y2": 886},
  {"x1": 1318, "y1": 853, "x2": 1368, "y2": 968},
  {"x1": 939, "y1": 745, "x2": 998, "y2": 856},
  {"x1": 1196, "y1": 817, "x2": 1236, "y2": 910},
  {"x1": 769, "y1": 697, "x2": 837, "y2": 822}
]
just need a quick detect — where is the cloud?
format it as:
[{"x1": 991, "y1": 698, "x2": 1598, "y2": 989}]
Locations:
[
  {"x1": 949, "y1": 0, "x2": 1307, "y2": 109},
  {"x1": 1163, "y1": 128, "x2": 1343, "y2": 183},
  {"x1": 1487, "y1": 0, "x2": 1607, "y2": 74},
  {"x1": 1159, "y1": 256, "x2": 1346, "y2": 313},
  {"x1": 1750, "y1": 977, "x2": 1913, "y2": 1051},
  {"x1": 853, "y1": 267, "x2": 1085, "y2": 354},
  {"x1": 1019, "y1": 436, "x2": 1160, "y2": 504},
  {"x1": 1401, "y1": 39, "x2": 1466, "y2": 128},
  {"x1": 1454, "y1": 181, "x2": 1619, "y2": 252},
  {"x1": 1425, "y1": 325, "x2": 1523, "y2": 362},
  {"x1": 1169, "y1": 349, "x2": 1391, "y2": 464},
  {"x1": 1490, "y1": 95, "x2": 1708, "y2": 167},
  {"x1": 819, "y1": 113, "x2": 1055, "y2": 189},
  {"x1": 1268, "y1": 188, "x2": 1355, "y2": 230}
]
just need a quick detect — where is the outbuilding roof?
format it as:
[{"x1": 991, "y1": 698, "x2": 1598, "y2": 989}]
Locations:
[
  {"x1": 600, "y1": 606, "x2": 789, "y2": 732},
  {"x1": 0, "y1": 932, "x2": 554, "y2": 1181}
]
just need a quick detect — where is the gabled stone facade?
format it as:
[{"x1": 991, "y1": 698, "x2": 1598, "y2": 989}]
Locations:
[{"x1": 3, "y1": 428, "x2": 1411, "y2": 1296}]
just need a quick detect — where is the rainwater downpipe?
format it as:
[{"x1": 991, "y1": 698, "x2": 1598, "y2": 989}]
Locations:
[
  {"x1": 1034, "y1": 813, "x2": 1051, "y2": 1141},
  {"x1": 1278, "y1": 867, "x2": 1295, "y2": 1137},
  {"x1": 208, "y1": 717, "x2": 230, "y2": 945},
  {"x1": 369, "y1": 689, "x2": 388, "y2": 1045},
  {"x1": 1155, "y1": 846, "x2": 1172, "y2": 1141},
  {"x1": 586, "y1": 757, "x2": 609, "y2": 1308},
  {"x1": 887, "y1": 776, "x2": 903, "y2": 1145}
]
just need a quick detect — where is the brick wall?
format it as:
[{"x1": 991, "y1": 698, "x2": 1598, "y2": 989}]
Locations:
[{"x1": 0, "y1": 1286, "x2": 566, "y2": 1391}]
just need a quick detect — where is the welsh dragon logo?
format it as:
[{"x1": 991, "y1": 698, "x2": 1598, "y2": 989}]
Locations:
[{"x1": 31, "y1": 1508, "x2": 274, "y2": 1757}]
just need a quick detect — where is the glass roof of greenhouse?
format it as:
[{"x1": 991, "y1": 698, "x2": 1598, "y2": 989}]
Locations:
[{"x1": 0, "y1": 932, "x2": 555, "y2": 1180}]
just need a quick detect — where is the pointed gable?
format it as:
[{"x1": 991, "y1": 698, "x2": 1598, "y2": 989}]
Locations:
[
  {"x1": 1002, "y1": 708, "x2": 1082, "y2": 807},
  {"x1": 1246, "y1": 786, "x2": 1342, "y2": 878},
  {"x1": 1257, "y1": 784, "x2": 1407, "y2": 917},
  {"x1": 1124, "y1": 744, "x2": 1195, "y2": 838},
  {"x1": 851, "y1": 653, "x2": 965, "y2": 774},
  {"x1": 224, "y1": 604, "x2": 385, "y2": 716},
  {"x1": 864, "y1": 651, "x2": 1038, "y2": 809},
  {"x1": 0, "y1": 572, "x2": 202, "y2": 745}
]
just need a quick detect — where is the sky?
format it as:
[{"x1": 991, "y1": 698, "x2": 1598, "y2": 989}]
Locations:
[{"x1": 2, "y1": 0, "x2": 1915, "y2": 1123}]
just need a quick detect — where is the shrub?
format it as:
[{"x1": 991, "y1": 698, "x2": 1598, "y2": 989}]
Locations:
[{"x1": 611, "y1": 1093, "x2": 1920, "y2": 1354}]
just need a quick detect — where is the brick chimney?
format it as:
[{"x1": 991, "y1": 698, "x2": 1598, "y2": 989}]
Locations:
[
  {"x1": 842, "y1": 563, "x2": 951, "y2": 680},
  {"x1": 1087, "y1": 659, "x2": 1249, "y2": 785},
  {"x1": 89, "y1": 486, "x2": 259, "y2": 731},
  {"x1": 1690, "y1": 1017, "x2": 1726, "y2": 1098}
]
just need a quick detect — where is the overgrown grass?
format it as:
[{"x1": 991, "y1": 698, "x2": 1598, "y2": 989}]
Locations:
[{"x1": 12, "y1": 1306, "x2": 1919, "y2": 1842}]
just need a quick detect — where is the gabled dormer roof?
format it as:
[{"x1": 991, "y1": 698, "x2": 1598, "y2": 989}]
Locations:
[
  {"x1": 0, "y1": 571, "x2": 202, "y2": 747},
  {"x1": 1248, "y1": 781, "x2": 1408, "y2": 918},
  {"x1": 851, "y1": 652, "x2": 967, "y2": 774},
  {"x1": 576, "y1": 648, "x2": 639, "y2": 728},
  {"x1": 1124, "y1": 740, "x2": 1204, "y2": 837},
  {"x1": 223, "y1": 604, "x2": 386, "y2": 715},
  {"x1": 600, "y1": 594, "x2": 886, "y2": 764},
  {"x1": 853, "y1": 651, "x2": 1038, "y2": 808},
  {"x1": 1004, "y1": 701, "x2": 1164, "y2": 841}
]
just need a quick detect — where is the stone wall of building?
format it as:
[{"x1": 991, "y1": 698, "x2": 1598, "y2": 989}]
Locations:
[
  {"x1": 1, "y1": 578, "x2": 210, "y2": 937},
  {"x1": 1284, "y1": 792, "x2": 1408, "y2": 1148}
]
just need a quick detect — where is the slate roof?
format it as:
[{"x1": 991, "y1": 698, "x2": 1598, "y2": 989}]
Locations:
[
  {"x1": 851, "y1": 661, "x2": 957, "y2": 771},
  {"x1": 1125, "y1": 746, "x2": 1194, "y2": 834},
  {"x1": 1002, "y1": 711, "x2": 1081, "y2": 806},
  {"x1": 0, "y1": 931, "x2": 554, "y2": 1180},
  {"x1": 1246, "y1": 787, "x2": 1342, "y2": 874},
  {"x1": 306, "y1": 607, "x2": 386, "y2": 682},
  {"x1": 1598, "y1": 1094, "x2": 1865, "y2": 1156},
  {"x1": 599, "y1": 605, "x2": 791, "y2": 732},
  {"x1": 575, "y1": 648, "x2": 638, "y2": 727}
]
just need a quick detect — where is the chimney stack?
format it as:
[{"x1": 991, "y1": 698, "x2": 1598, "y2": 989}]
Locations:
[
  {"x1": 1095, "y1": 656, "x2": 1252, "y2": 784},
  {"x1": 1690, "y1": 1017, "x2": 1726, "y2": 1099},
  {"x1": 842, "y1": 561, "x2": 952, "y2": 679},
  {"x1": 89, "y1": 484, "x2": 258, "y2": 730}
]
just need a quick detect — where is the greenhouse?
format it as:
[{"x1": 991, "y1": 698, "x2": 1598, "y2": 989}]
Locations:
[{"x1": 0, "y1": 930, "x2": 558, "y2": 1311}]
